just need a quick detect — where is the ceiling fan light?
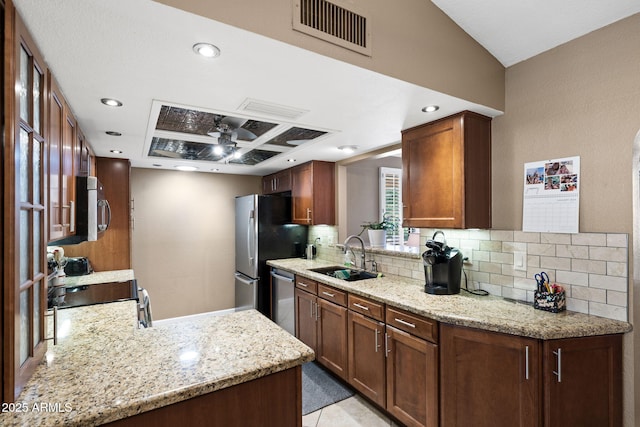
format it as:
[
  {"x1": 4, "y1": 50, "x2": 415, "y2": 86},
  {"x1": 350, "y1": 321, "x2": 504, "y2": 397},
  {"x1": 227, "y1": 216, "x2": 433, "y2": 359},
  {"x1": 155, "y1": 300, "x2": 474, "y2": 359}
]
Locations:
[
  {"x1": 193, "y1": 43, "x2": 220, "y2": 58},
  {"x1": 213, "y1": 145, "x2": 224, "y2": 155}
]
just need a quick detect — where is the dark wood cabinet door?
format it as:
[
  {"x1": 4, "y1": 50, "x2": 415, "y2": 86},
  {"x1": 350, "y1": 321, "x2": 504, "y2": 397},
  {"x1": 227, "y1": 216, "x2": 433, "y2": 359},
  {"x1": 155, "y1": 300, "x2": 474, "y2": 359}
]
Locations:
[
  {"x1": 317, "y1": 299, "x2": 348, "y2": 380},
  {"x1": 401, "y1": 111, "x2": 491, "y2": 229},
  {"x1": 294, "y1": 288, "x2": 317, "y2": 351},
  {"x1": 348, "y1": 311, "x2": 386, "y2": 407},
  {"x1": 543, "y1": 334, "x2": 622, "y2": 427},
  {"x1": 262, "y1": 169, "x2": 292, "y2": 194},
  {"x1": 386, "y1": 326, "x2": 438, "y2": 427},
  {"x1": 291, "y1": 161, "x2": 335, "y2": 225},
  {"x1": 440, "y1": 324, "x2": 539, "y2": 427}
]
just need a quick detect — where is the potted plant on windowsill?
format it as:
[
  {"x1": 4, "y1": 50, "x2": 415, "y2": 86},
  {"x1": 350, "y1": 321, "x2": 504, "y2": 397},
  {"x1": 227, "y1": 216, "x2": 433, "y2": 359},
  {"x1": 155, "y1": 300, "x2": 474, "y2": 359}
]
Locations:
[{"x1": 359, "y1": 213, "x2": 397, "y2": 248}]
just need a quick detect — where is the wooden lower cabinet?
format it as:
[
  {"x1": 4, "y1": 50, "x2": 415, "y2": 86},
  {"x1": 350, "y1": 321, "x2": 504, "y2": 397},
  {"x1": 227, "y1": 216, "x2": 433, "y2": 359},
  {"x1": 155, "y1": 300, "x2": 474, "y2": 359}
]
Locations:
[
  {"x1": 440, "y1": 324, "x2": 540, "y2": 427},
  {"x1": 106, "y1": 366, "x2": 301, "y2": 427},
  {"x1": 440, "y1": 324, "x2": 623, "y2": 427},
  {"x1": 543, "y1": 335, "x2": 622, "y2": 427},
  {"x1": 348, "y1": 311, "x2": 386, "y2": 406},
  {"x1": 294, "y1": 281, "x2": 348, "y2": 380},
  {"x1": 317, "y1": 298, "x2": 348, "y2": 380},
  {"x1": 386, "y1": 326, "x2": 438, "y2": 427}
]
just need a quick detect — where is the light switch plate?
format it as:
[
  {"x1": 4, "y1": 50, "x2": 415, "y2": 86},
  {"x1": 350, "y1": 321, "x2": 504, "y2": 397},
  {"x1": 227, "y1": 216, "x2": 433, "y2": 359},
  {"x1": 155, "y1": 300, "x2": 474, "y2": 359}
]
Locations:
[{"x1": 514, "y1": 251, "x2": 527, "y2": 271}]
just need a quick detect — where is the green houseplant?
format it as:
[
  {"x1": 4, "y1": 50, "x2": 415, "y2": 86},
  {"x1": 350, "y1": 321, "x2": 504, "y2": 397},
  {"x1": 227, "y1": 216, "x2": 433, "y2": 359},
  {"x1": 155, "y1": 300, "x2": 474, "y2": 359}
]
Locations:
[{"x1": 359, "y1": 213, "x2": 397, "y2": 247}]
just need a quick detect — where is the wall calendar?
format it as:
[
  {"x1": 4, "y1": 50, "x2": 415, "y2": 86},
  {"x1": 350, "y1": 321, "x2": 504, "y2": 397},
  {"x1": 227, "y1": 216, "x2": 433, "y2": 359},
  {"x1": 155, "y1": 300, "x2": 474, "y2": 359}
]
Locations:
[{"x1": 522, "y1": 156, "x2": 580, "y2": 233}]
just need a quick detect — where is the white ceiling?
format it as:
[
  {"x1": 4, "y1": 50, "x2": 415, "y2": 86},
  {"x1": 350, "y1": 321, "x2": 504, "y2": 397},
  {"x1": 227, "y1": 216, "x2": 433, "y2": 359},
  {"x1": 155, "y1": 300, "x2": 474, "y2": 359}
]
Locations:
[{"x1": 13, "y1": 0, "x2": 639, "y2": 175}]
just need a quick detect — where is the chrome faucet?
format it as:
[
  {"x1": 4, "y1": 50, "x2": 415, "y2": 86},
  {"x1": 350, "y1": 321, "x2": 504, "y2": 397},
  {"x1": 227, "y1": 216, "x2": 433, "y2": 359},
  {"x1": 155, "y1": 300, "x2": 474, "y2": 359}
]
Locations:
[{"x1": 343, "y1": 235, "x2": 366, "y2": 270}]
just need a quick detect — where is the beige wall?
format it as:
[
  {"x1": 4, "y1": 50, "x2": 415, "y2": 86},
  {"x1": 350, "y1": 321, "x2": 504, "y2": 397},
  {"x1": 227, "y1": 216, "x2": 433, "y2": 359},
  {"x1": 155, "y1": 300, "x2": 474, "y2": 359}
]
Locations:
[
  {"x1": 491, "y1": 14, "x2": 640, "y2": 426},
  {"x1": 155, "y1": 0, "x2": 505, "y2": 111},
  {"x1": 130, "y1": 168, "x2": 261, "y2": 320}
]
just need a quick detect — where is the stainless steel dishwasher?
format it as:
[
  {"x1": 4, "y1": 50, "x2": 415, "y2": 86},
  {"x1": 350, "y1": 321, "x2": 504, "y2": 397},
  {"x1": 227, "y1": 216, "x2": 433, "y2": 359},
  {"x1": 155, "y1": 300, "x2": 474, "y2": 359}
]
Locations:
[{"x1": 270, "y1": 268, "x2": 295, "y2": 335}]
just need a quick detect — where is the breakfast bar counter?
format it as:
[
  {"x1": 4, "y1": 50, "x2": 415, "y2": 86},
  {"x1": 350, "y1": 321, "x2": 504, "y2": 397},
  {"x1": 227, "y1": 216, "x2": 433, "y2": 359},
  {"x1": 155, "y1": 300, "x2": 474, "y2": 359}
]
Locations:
[{"x1": 2, "y1": 302, "x2": 314, "y2": 426}]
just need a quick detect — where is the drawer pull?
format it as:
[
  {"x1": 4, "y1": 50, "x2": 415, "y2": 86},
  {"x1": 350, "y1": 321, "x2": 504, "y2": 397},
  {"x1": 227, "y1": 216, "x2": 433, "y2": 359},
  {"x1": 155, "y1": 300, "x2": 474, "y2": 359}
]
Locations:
[
  {"x1": 322, "y1": 291, "x2": 335, "y2": 298},
  {"x1": 352, "y1": 302, "x2": 369, "y2": 311},
  {"x1": 298, "y1": 282, "x2": 308, "y2": 287},
  {"x1": 394, "y1": 318, "x2": 416, "y2": 328}
]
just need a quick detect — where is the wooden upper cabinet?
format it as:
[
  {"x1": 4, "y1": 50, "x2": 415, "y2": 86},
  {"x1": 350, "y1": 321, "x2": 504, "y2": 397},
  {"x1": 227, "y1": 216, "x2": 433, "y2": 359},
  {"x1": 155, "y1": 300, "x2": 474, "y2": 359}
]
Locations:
[
  {"x1": 291, "y1": 161, "x2": 335, "y2": 225},
  {"x1": 402, "y1": 111, "x2": 491, "y2": 229},
  {"x1": 47, "y1": 74, "x2": 77, "y2": 242},
  {"x1": 262, "y1": 169, "x2": 291, "y2": 194}
]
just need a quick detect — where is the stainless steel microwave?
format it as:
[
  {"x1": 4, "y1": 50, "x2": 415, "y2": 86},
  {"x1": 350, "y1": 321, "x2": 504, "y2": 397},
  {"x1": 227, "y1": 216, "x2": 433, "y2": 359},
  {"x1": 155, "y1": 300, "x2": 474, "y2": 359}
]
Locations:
[{"x1": 51, "y1": 176, "x2": 111, "y2": 245}]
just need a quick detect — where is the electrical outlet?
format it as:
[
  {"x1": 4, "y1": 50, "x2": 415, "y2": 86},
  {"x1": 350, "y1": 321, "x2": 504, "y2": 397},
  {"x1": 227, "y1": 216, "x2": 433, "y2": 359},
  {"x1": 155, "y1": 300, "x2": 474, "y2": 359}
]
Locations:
[
  {"x1": 462, "y1": 248, "x2": 473, "y2": 264},
  {"x1": 514, "y1": 251, "x2": 527, "y2": 271}
]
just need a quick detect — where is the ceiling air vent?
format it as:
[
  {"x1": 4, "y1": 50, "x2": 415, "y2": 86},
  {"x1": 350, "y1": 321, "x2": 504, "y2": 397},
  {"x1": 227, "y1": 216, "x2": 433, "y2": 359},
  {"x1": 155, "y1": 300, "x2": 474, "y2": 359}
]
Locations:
[{"x1": 293, "y1": 0, "x2": 371, "y2": 56}]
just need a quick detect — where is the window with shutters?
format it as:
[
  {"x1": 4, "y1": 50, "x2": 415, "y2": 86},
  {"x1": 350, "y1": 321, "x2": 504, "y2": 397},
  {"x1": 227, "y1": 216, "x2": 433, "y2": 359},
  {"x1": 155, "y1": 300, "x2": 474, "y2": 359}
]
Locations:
[{"x1": 379, "y1": 167, "x2": 403, "y2": 245}]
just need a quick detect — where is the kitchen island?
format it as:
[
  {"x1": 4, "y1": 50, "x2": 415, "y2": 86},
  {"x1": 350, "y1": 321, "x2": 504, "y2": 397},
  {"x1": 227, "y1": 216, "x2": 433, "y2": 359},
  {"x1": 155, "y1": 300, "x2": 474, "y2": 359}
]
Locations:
[{"x1": 2, "y1": 302, "x2": 314, "y2": 426}]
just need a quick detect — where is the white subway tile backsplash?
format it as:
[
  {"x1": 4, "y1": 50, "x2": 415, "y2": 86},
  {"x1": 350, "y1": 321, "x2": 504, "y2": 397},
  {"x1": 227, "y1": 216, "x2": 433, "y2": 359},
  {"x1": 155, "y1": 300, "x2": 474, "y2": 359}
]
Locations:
[
  {"x1": 556, "y1": 244, "x2": 589, "y2": 258},
  {"x1": 571, "y1": 259, "x2": 606, "y2": 274},
  {"x1": 589, "y1": 246, "x2": 627, "y2": 262},
  {"x1": 314, "y1": 227, "x2": 628, "y2": 323},
  {"x1": 572, "y1": 233, "x2": 607, "y2": 246},
  {"x1": 588, "y1": 274, "x2": 628, "y2": 292},
  {"x1": 539, "y1": 256, "x2": 571, "y2": 270},
  {"x1": 527, "y1": 243, "x2": 556, "y2": 256},
  {"x1": 557, "y1": 270, "x2": 589, "y2": 286}
]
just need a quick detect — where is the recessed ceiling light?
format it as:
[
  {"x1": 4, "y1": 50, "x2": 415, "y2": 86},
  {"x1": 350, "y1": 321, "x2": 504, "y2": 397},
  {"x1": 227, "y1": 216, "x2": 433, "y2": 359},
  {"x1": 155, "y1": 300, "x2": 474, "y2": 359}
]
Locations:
[
  {"x1": 338, "y1": 145, "x2": 358, "y2": 154},
  {"x1": 152, "y1": 164, "x2": 162, "y2": 167},
  {"x1": 110, "y1": 149, "x2": 123, "y2": 154},
  {"x1": 287, "y1": 158, "x2": 296, "y2": 163},
  {"x1": 193, "y1": 43, "x2": 221, "y2": 58},
  {"x1": 211, "y1": 168, "x2": 220, "y2": 172},
  {"x1": 421, "y1": 105, "x2": 439, "y2": 113},
  {"x1": 175, "y1": 165, "x2": 198, "y2": 172},
  {"x1": 101, "y1": 98, "x2": 123, "y2": 107},
  {"x1": 106, "y1": 131, "x2": 122, "y2": 136}
]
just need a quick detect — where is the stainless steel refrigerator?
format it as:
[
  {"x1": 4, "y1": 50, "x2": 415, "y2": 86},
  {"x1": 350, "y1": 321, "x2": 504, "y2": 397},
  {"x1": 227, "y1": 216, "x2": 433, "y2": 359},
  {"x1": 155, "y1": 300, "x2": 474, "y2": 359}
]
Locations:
[{"x1": 234, "y1": 194, "x2": 307, "y2": 318}]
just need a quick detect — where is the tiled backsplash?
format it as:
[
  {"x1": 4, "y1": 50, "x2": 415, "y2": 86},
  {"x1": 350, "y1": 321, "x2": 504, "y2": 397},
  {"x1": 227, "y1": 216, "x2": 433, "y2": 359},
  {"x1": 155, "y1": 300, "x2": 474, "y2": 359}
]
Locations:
[{"x1": 309, "y1": 226, "x2": 629, "y2": 322}]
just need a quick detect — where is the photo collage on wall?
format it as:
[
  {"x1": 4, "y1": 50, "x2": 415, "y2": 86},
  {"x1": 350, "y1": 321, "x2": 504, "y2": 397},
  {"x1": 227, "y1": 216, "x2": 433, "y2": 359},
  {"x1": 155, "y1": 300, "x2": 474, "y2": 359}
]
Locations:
[{"x1": 522, "y1": 156, "x2": 580, "y2": 233}]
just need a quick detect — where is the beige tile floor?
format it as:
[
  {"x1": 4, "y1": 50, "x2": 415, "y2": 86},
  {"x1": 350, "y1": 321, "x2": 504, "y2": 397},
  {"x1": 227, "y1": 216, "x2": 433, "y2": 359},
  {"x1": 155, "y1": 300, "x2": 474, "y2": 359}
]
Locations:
[{"x1": 302, "y1": 394, "x2": 402, "y2": 427}]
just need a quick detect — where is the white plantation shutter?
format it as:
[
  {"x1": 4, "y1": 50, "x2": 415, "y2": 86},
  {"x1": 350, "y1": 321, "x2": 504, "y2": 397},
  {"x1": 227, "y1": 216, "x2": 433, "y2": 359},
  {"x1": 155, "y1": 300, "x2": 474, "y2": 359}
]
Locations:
[{"x1": 379, "y1": 167, "x2": 402, "y2": 244}]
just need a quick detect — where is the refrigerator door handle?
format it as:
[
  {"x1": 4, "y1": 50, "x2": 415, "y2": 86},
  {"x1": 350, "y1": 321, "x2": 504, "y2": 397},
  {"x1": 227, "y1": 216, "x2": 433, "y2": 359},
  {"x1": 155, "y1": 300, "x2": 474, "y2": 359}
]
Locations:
[
  {"x1": 235, "y1": 273, "x2": 257, "y2": 286},
  {"x1": 247, "y1": 210, "x2": 255, "y2": 265}
]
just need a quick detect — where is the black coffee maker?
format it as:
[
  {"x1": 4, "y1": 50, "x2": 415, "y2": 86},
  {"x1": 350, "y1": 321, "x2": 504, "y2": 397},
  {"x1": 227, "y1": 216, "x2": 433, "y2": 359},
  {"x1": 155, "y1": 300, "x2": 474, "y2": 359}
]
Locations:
[{"x1": 422, "y1": 231, "x2": 463, "y2": 295}]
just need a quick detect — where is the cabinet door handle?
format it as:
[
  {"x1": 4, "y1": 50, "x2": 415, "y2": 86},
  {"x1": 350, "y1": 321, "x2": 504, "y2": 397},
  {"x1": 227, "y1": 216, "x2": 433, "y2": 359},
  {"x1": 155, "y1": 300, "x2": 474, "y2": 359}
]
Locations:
[
  {"x1": 69, "y1": 200, "x2": 75, "y2": 233},
  {"x1": 384, "y1": 332, "x2": 390, "y2": 357},
  {"x1": 525, "y1": 345, "x2": 529, "y2": 380},
  {"x1": 306, "y1": 208, "x2": 311, "y2": 223},
  {"x1": 310, "y1": 300, "x2": 314, "y2": 318},
  {"x1": 374, "y1": 328, "x2": 380, "y2": 353},
  {"x1": 322, "y1": 291, "x2": 335, "y2": 298},
  {"x1": 315, "y1": 302, "x2": 320, "y2": 320},
  {"x1": 353, "y1": 303, "x2": 369, "y2": 311},
  {"x1": 553, "y1": 348, "x2": 562, "y2": 383},
  {"x1": 394, "y1": 318, "x2": 416, "y2": 328},
  {"x1": 44, "y1": 306, "x2": 58, "y2": 346}
]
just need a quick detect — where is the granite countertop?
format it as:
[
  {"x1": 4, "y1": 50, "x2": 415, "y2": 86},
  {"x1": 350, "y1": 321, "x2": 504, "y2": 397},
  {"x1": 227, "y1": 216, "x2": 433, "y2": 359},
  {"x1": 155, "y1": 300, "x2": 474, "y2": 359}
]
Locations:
[
  {"x1": 62, "y1": 269, "x2": 135, "y2": 286},
  {"x1": 267, "y1": 258, "x2": 632, "y2": 340},
  {"x1": 3, "y1": 302, "x2": 314, "y2": 426}
]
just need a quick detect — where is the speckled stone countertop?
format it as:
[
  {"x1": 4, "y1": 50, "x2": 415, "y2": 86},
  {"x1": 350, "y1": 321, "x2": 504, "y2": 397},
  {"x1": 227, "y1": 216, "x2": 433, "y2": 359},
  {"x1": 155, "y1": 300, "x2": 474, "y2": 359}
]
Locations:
[
  {"x1": 63, "y1": 269, "x2": 135, "y2": 286},
  {"x1": 3, "y1": 302, "x2": 314, "y2": 426},
  {"x1": 268, "y1": 258, "x2": 632, "y2": 340}
]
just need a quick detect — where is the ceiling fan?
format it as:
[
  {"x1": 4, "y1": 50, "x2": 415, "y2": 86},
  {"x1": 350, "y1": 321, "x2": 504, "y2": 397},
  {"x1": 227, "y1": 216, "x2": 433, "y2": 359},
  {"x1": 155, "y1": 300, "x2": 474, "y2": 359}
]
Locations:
[{"x1": 207, "y1": 116, "x2": 257, "y2": 154}]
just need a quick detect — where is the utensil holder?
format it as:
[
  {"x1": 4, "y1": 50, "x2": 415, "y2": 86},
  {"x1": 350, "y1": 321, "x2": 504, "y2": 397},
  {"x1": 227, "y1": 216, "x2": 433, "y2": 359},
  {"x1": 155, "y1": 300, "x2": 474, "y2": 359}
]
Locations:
[{"x1": 534, "y1": 290, "x2": 566, "y2": 313}]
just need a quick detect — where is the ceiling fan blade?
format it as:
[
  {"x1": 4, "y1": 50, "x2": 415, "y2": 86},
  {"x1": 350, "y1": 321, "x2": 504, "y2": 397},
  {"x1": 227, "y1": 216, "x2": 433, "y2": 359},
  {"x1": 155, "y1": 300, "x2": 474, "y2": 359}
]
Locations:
[
  {"x1": 286, "y1": 139, "x2": 309, "y2": 146},
  {"x1": 220, "y1": 116, "x2": 247, "y2": 129},
  {"x1": 235, "y1": 128, "x2": 257, "y2": 141},
  {"x1": 207, "y1": 131, "x2": 222, "y2": 138},
  {"x1": 150, "y1": 149, "x2": 183, "y2": 159}
]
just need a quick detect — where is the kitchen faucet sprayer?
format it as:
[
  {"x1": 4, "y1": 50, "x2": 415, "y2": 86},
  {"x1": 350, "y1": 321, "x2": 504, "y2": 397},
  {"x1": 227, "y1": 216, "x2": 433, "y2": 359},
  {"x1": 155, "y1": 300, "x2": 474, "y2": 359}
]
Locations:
[{"x1": 343, "y1": 235, "x2": 367, "y2": 270}]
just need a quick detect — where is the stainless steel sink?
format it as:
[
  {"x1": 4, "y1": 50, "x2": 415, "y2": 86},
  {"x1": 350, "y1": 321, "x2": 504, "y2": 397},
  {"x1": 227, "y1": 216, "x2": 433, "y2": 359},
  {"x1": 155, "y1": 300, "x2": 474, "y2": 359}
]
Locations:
[{"x1": 308, "y1": 266, "x2": 380, "y2": 281}]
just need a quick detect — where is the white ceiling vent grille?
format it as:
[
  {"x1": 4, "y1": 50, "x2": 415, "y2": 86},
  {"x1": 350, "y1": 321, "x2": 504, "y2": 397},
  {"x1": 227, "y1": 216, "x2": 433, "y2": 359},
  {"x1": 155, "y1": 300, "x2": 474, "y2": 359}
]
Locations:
[
  {"x1": 239, "y1": 98, "x2": 309, "y2": 120},
  {"x1": 293, "y1": 0, "x2": 371, "y2": 56}
]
